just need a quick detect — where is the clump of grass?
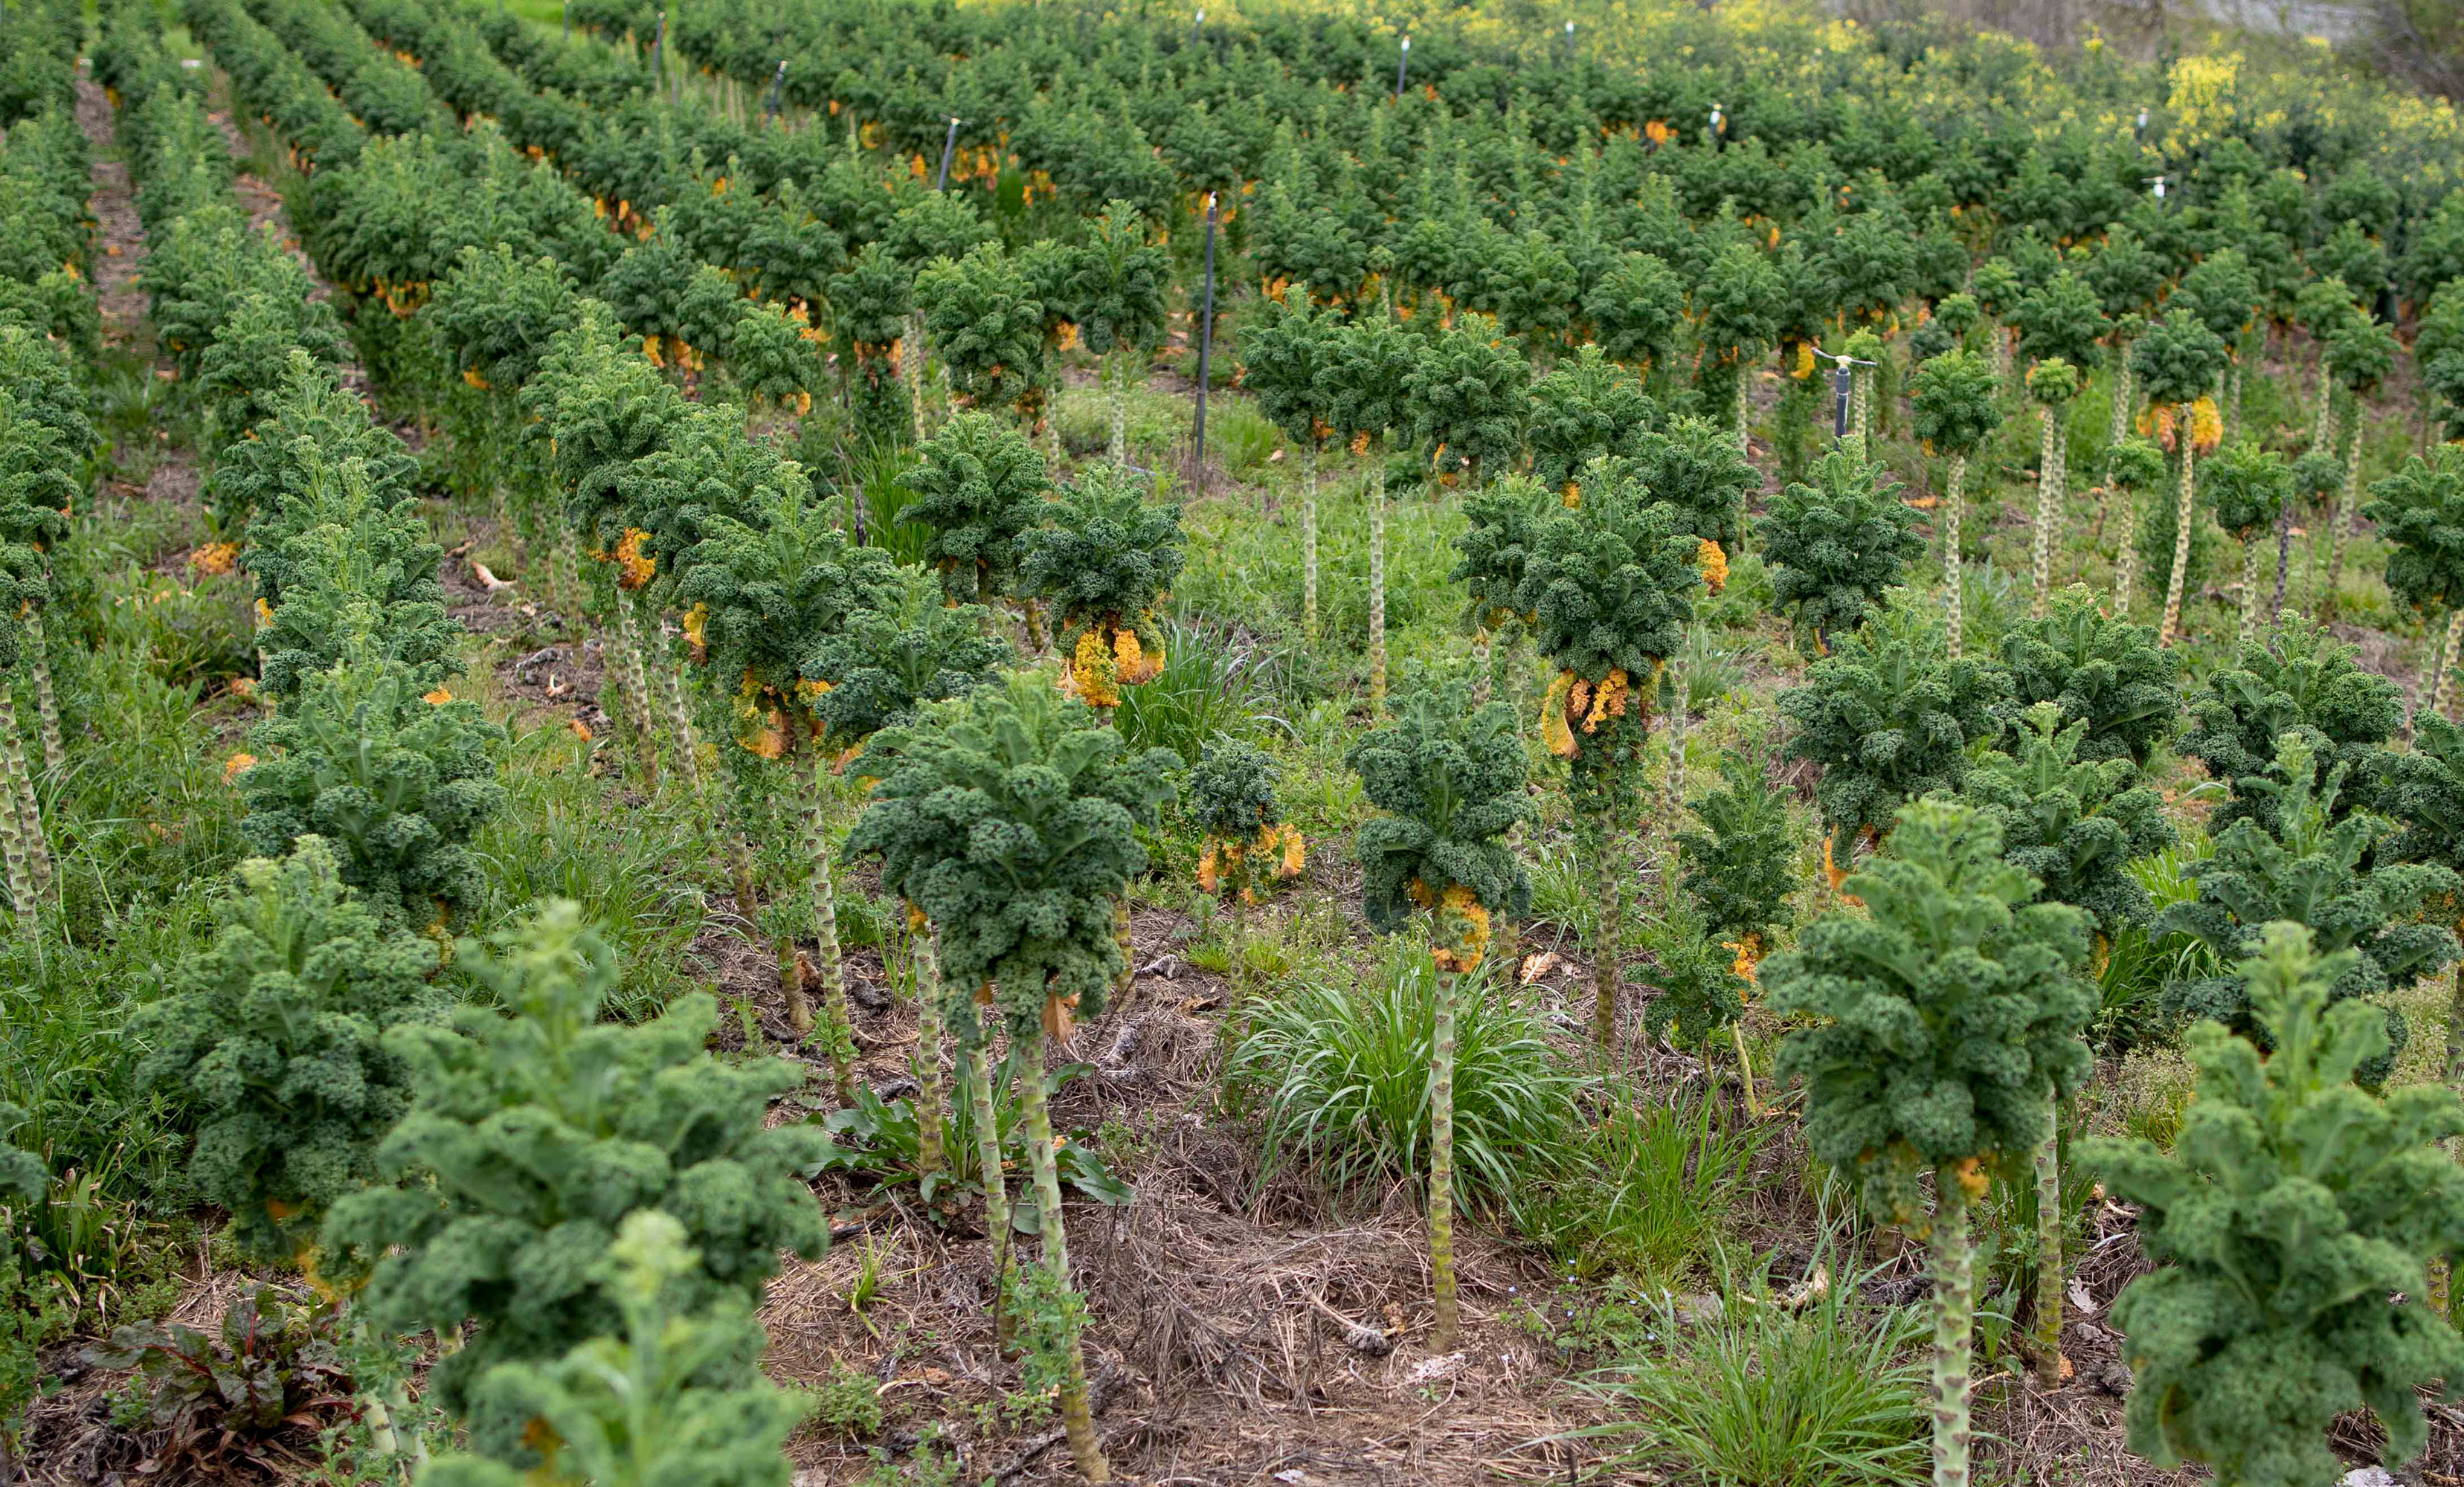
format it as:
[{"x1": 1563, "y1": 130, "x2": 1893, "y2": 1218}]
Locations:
[
  {"x1": 1676, "y1": 625, "x2": 1746, "y2": 715},
  {"x1": 1577, "y1": 1248, "x2": 1931, "y2": 1487},
  {"x1": 1522, "y1": 830, "x2": 1598, "y2": 948},
  {"x1": 1223, "y1": 943, "x2": 1583, "y2": 1210},
  {"x1": 1115, "y1": 617, "x2": 1288, "y2": 765},
  {"x1": 2091, "y1": 839, "x2": 2220, "y2": 1049},
  {"x1": 838, "y1": 438, "x2": 932, "y2": 568},
  {"x1": 1206, "y1": 399, "x2": 1280, "y2": 477},
  {"x1": 1510, "y1": 1089, "x2": 1773, "y2": 1286},
  {"x1": 1957, "y1": 558, "x2": 2026, "y2": 657}
]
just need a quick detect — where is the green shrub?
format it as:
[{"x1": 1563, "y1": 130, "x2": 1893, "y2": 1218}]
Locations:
[
  {"x1": 1020, "y1": 463, "x2": 1185, "y2": 709},
  {"x1": 248, "y1": 459, "x2": 460, "y2": 703},
  {"x1": 1777, "y1": 601, "x2": 2009, "y2": 860},
  {"x1": 127, "y1": 837, "x2": 439, "y2": 1262},
  {"x1": 896, "y1": 412, "x2": 1048, "y2": 604},
  {"x1": 321, "y1": 903, "x2": 826, "y2": 1450},
  {"x1": 807, "y1": 1358, "x2": 883, "y2": 1440},
  {"x1": 1757, "y1": 445, "x2": 1926, "y2": 653},
  {"x1": 802, "y1": 567, "x2": 1007, "y2": 744},
  {"x1": 1955, "y1": 702, "x2": 2175, "y2": 938},
  {"x1": 2085, "y1": 923, "x2": 2464, "y2": 1487},
  {"x1": 2156, "y1": 730, "x2": 2457, "y2": 1076},
  {"x1": 238, "y1": 651, "x2": 506, "y2": 929},
  {"x1": 1996, "y1": 586, "x2": 2180, "y2": 768},
  {"x1": 1768, "y1": 796, "x2": 2093, "y2": 1483},
  {"x1": 419, "y1": 1211, "x2": 808, "y2": 1487},
  {"x1": 847, "y1": 671, "x2": 1177, "y2": 1036}
]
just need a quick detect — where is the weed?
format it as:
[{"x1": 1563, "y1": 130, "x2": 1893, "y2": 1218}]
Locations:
[
  {"x1": 1000, "y1": 1257, "x2": 1087, "y2": 1428},
  {"x1": 847, "y1": 1236, "x2": 889, "y2": 1315},
  {"x1": 808, "y1": 1052, "x2": 1133, "y2": 1219},
  {"x1": 1208, "y1": 399, "x2": 1281, "y2": 477},
  {"x1": 85, "y1": 1284, "x2": 359, "y2": 1479},
  {"x1": 1696, "y1": 549, "x2": 1777, "y2": 633},
  {"x1": 1577, "y1": 1248, "x2": 1931, "y2": 1487},
  {"x1": 808, "y1": 1358, "x2": 884, "y2": 1439},
  {"x1": 1525, "y1": 829, "x2": 1600, "y2": 947},
  {"x1": 1958, "y1": 558, "x2": 2026, "y2": 657},
  {"x1": 839, "y1": 439, "x2": 933, "y2": 568},
  {"x1": 1511, "y1": 1089, "x2": 1774, "y2": 1286},
  {"x1": 2092, "y1": 839, "x2": 2222, "y2": 1048},
  {"x1": 1224, "y1": 944, "x2": 1583, "y2": 1210},
  {"x1": 1675, "y1": 624, "x2": 1746, "y2": 715},
  {"x1": 1114, "y1": 616, "x2": 1289, "y2": 766},
  {"x1": 861, "y1": 1425, "x2": 965, "y2": 1487},
  {"x1": 1516, "y1": 1274, "x2": 1662, "y2": 1358}
]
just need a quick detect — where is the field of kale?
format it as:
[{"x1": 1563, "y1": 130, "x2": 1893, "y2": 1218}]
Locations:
[{"x1": 6, "y1": 0, "x2": 2464, "y2": 1482}]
